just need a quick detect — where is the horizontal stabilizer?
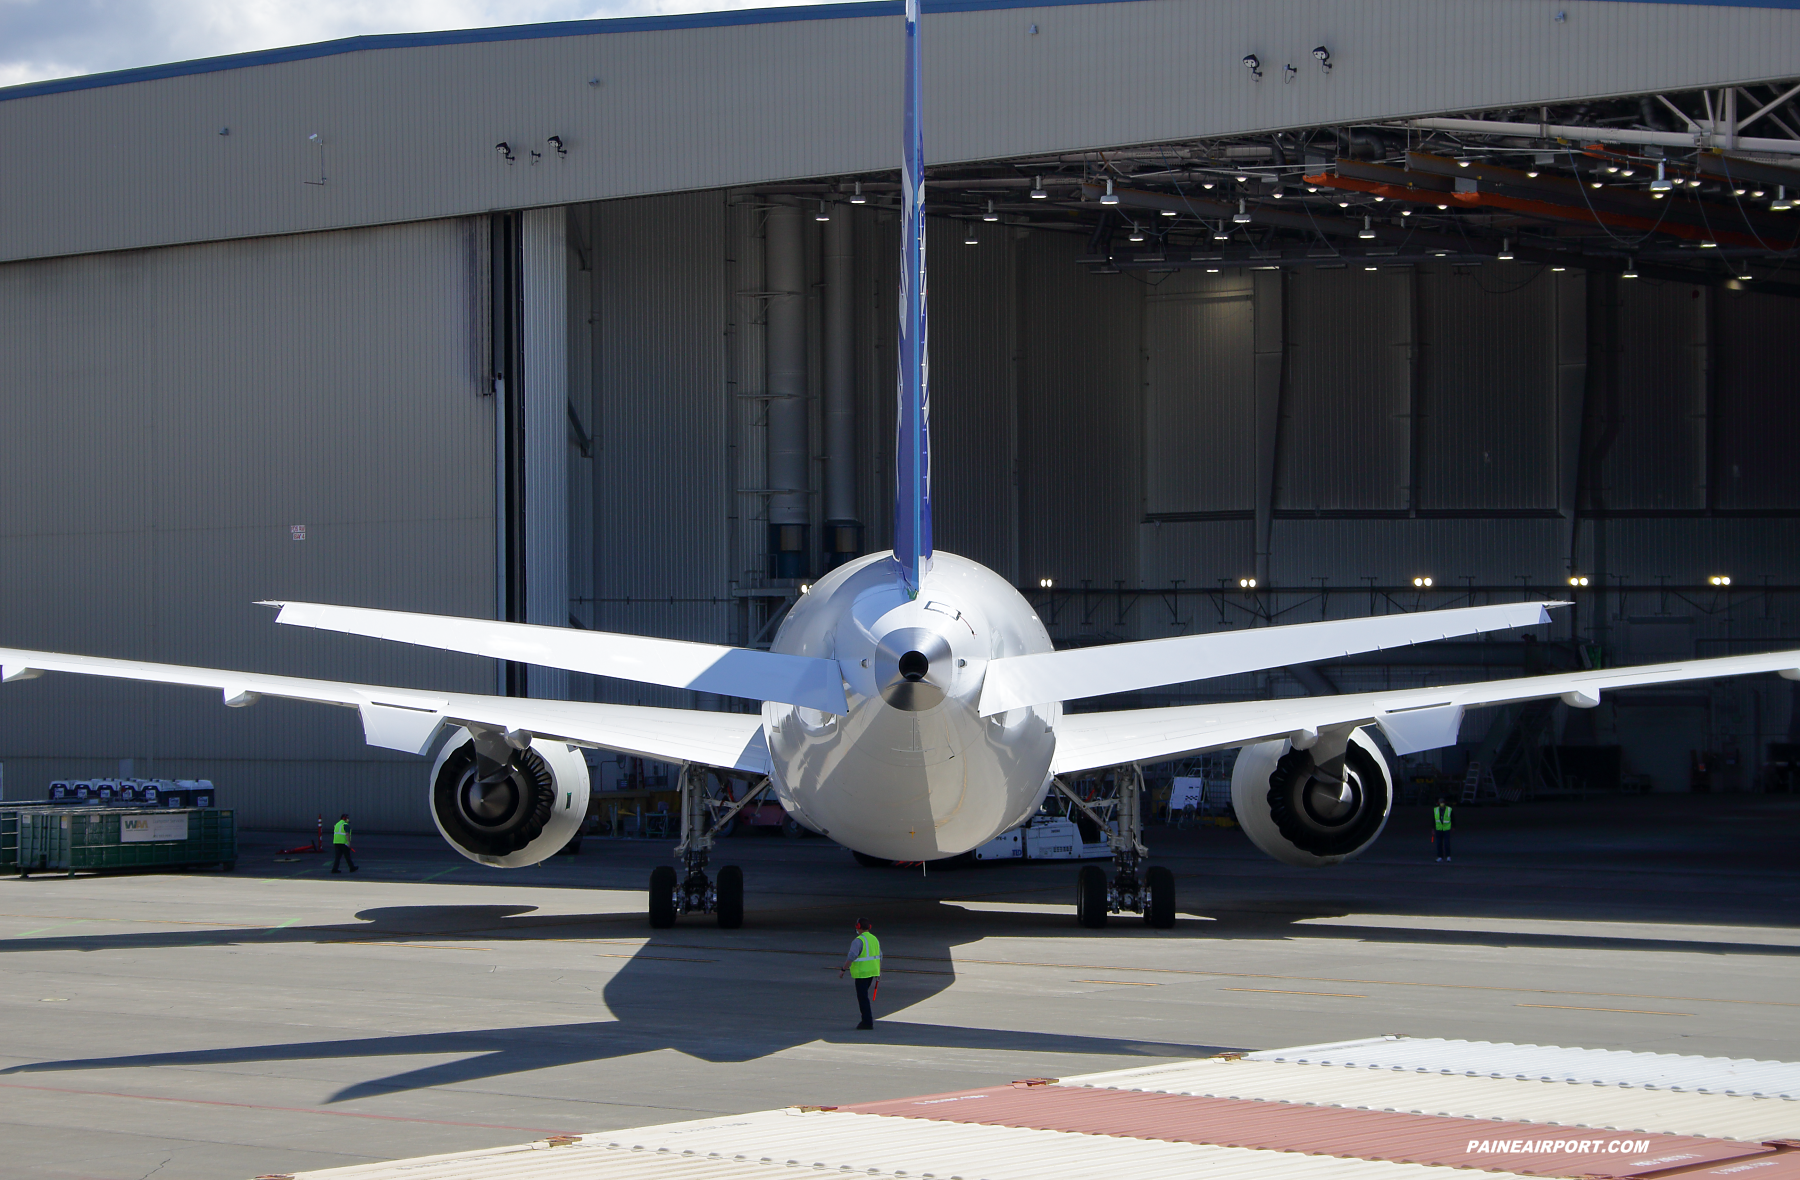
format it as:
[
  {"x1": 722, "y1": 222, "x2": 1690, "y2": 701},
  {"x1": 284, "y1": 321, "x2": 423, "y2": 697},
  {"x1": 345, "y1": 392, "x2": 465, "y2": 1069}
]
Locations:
[
  {"x1": 265, "y1": 601, "x2": 847, "y2": 715},
  {"x1": 980, "y1": 601, "x2": 1557, "y2": 715},
  {"x1": 0, "y1": 647, "x2": 770, "y2": 771},
  {"x1": 1051, "y1": 646, "x2": 1800, "y2": 774}
]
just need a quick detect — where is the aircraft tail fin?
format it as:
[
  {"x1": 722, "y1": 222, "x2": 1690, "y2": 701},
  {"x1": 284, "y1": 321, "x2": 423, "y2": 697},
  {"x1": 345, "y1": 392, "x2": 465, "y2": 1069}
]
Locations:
[{"x1": 894, "y1": 0, "x2": 932, "y2": 595}]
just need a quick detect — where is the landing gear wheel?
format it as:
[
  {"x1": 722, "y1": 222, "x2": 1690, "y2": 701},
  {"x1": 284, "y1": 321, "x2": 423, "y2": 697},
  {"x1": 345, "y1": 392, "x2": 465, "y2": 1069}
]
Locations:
[
  {"x1": 782, "y1": 817, "x2": 806, "y2": 839},
  {"x1": 1144, "y1": 865, "x2": 1176, "y2": 928},
  {"x1": 852, "y1": 851, "x2": 891, "y2": 868},
  {"x1": 1076, "y1": 864, "x2": 1108, "y2": 928},
  {"x1": 716, "y1": 864, "x2": 744, "y2": 929},
  {"x1": 648, "y1": 864, "x2": 677, "y2": 928}
]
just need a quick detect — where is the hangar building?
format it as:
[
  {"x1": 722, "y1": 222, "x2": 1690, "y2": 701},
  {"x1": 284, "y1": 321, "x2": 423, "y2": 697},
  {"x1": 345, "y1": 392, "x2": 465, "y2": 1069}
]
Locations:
[{"x1": 3, "y1": 0, "x2": 1798, "y2": 829}]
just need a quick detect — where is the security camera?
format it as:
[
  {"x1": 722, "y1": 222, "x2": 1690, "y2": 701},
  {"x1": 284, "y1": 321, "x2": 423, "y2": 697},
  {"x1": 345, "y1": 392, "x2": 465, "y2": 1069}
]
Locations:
[
  {"x1": 495, "y1": 141, "x2": 515, "y2": 162},
  {"x1": 1313, "y1": 45, "x2": 1332, "y2": 71},
  {"x1": 1242, "y1": 53, "x2": 1262, "y2": 79},
  {"x1": 547, "y1": 135, "x2": 566, "y2": 156}
]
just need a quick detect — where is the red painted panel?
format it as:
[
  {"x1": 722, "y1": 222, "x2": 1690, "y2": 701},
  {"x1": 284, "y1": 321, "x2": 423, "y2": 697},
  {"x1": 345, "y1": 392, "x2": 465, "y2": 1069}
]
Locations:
[{"x1": 837, "y1": 1085, "x2": 1782, "y2": 1179}]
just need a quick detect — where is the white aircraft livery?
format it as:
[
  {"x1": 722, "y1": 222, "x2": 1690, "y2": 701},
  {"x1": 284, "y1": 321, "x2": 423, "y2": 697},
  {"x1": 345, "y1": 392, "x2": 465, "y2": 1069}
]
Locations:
[{"x1": 5, "y1": 0, "x2": 1799, "y2": 930}]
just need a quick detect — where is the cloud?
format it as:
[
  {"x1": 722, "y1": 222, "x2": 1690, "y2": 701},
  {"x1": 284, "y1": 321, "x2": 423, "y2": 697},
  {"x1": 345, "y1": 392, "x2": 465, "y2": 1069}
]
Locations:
[{"x1": 0, "y1": 0, "x2": 840, "y2": 88}]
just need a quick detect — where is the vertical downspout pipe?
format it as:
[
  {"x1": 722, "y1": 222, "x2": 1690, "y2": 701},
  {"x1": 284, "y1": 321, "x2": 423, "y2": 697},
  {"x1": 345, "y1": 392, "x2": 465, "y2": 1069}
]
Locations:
[
  {"x1": 765, "y1": 199, "x2": 810, "y2": 579},
  {"x1": 823, "y1": 207, "x2": 860, "y2": 567}
]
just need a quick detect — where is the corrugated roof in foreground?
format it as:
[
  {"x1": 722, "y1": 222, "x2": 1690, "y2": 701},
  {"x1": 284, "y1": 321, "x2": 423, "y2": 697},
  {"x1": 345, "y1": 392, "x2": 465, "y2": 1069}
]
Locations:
[
  {"x1": 1057, "y1": 1056, "x2": 1800, "y2": 1143},
  {"x1": 1243, "y1": 1037, "x2": 1800, "y2": 1099},
  {"x1": 291, "y1": 1106, "x2": 1542, "y2": 1180}
]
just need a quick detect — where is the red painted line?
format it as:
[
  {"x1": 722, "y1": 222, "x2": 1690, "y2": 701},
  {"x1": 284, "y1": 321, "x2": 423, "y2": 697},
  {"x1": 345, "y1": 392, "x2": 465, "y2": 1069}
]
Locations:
[{"x1": 0, "y1": 1080, "x2": 575, "y2": 1135}]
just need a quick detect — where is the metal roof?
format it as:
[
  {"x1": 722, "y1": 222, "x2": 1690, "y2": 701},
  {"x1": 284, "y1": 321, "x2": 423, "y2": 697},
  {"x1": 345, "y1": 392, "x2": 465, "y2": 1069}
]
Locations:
[
  {"x1": 7, "y1": 0, "x2": 1799, "y2": 105},
  {"x1": 284, "y1": 1038, "x2": 1800, "y2": 1180},
  {"x1": 1244, "y1": 1037, "x2": 1800, "y2": 1100},
  {"x1": 1058, "y1": 1057, "x2": 1800, "y2": 1144},
  {"x1": 5, "y1": 0, "x2": 1800, "y2": 264},
  {"x1": 291, "y1": 1106, "x2": 1549, "y2": 1180},
  {"x1": 840, "y1": 1083, "x2": 1780, "y2": 1179}
]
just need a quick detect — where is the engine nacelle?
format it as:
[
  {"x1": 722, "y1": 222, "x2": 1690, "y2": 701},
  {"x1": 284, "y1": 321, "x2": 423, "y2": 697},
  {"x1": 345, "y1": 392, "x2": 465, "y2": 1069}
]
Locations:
[
  {"x1": 429, "y1": 727, "x2": 589, "y2": 868},
  {"x1": 1230, "y1": 727, "x2": 1393, "y2": 867}
]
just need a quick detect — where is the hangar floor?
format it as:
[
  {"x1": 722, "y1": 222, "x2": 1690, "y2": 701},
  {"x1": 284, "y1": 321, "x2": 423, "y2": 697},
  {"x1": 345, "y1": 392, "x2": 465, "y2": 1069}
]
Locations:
[{"x1": 0, "y1": 794, "x2": 1794, "y2": 1180}]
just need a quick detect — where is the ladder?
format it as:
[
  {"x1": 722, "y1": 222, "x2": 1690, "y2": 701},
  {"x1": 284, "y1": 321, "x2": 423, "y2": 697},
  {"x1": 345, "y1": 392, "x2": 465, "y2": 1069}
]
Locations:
[{"x1": 1461, "y1": 761, "x2": 1498, "y2": 804}]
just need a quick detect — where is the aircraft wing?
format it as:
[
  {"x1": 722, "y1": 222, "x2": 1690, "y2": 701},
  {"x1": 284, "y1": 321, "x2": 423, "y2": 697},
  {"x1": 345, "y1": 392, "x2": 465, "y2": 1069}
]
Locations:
[
  {"x1": 979, "y1": 601, "x2": 1558, "y2": 716},
  {"x1": 0, "y1": 648, "x2": 770, "y2": 772},
  {"x1": 263, "y1": 601, "x2": 846, "y2": 715},
  {"x1": 1049, "y1": 647, "x2": 1800, "y2": 775}
]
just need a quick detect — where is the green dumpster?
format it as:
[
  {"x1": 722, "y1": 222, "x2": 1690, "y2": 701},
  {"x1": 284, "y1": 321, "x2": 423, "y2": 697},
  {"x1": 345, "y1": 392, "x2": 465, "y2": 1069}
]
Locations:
[{"x1": 16, "y1": 808, "x2": 235, "y2": 875}]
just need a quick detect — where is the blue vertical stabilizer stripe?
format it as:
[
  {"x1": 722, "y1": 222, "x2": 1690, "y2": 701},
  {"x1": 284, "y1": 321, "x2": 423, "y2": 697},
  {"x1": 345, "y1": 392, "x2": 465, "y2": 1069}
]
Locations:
[{"x1": 893, "y1": 0, "x2": 932, "y2": 595}]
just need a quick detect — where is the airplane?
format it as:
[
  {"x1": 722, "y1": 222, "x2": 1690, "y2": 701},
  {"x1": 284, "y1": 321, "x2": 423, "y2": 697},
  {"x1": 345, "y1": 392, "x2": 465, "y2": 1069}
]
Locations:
[{"x1": 5, "y1": 0, "x2": 1799, "y2": 932}]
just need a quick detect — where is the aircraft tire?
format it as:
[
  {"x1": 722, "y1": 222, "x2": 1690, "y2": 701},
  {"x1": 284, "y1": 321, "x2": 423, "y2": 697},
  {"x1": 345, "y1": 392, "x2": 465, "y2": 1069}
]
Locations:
[
  {"x1": 782, "y1": 817, "x2": 806, "y2": 839},
  {"x1": 648, "y1": 865, "x2": 678, "y2": 928},
  {"x1": 1076, "y1": 864, "x2": 1108, "y2": 928},
  {"x1": 1144, "y1": 865, "x2": 1176, "y2": 928},
  {"x1": 716, "y1": 864, "x2": 744, "y2": 929}
]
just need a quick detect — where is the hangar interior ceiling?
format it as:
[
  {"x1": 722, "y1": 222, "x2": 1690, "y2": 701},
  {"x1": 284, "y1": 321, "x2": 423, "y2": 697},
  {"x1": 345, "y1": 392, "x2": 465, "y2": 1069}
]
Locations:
[{"x1": 762, "y1": 81, "x2": 1800, "y2": 288}]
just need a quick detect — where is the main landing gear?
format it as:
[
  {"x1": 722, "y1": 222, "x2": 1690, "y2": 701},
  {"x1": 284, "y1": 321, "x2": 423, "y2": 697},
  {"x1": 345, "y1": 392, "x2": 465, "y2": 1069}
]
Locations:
[
  {"x1": 648, "y1": 766, "x2": 769, "y2": 929},
  {"x1": 1060, "y1": 765, "x2": 1177, "y2": 929}
]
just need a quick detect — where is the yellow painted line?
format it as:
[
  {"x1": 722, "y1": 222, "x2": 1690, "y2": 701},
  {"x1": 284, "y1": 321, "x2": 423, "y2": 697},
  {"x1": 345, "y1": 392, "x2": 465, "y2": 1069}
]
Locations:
[
  {"x1": 1518, "y1": 1003, "x2": 1692, "y2": 1017},
  {"x1": 1223, "y1": 988, "x2": 1366, "y2": 999}
]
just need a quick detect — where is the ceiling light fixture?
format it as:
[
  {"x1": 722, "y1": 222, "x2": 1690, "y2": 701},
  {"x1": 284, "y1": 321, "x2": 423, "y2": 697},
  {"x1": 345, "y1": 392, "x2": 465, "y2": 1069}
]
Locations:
[
  {"x1": 1772, "y1": 186, "x2": 1793, "y2": 211},
  {"x1": 963, "y1": 224, "x2": 978, "y2": 245},
  {"x1": 815, "y1": 200, "x2": 831, "y2": 222},
  {"x1": 850, "y1": 181, "x2": 866, "y2": 205},
  {"x1": 983, "y1": 199, "x2": 998, "y2": 222},
  {"x1": 1029, "y1": 175, "x2": 1046, "y2": 200},
  {"x1": 1412, "y1": 576, "x2": 1434, "y2": 588},
  {"x1": 1359, "y1": 216, "x2": 1375, "y2": 239},
  {"x1": 1213, "y1": 224, "x2": 1230, "y2": 241},
  {"x1": 1700, "y1": 239, "x2": 1717, "y2": 248},
  {"x1": 1649, "y1": 160, "x2": 1671, "y2": 193},
  {"x1": 1234, "y1": 199, "x2": 1252, "y2": 224},
  {"x1": 1160, "y1": 207, "x2": 1177, "y2": 217},
  {"x1": 1128, "y1": 223, "x2": 1145, "y2": 242},
  {"x1": 1498, "y1": 239, "x2": 1514, "y2": 260},
  {"x1": 1622, "y1": 257, "x2": 1638, "y2": 278},
  {"x1": 1100, "y1": 178, "x2": 1119, "y2": 205}
]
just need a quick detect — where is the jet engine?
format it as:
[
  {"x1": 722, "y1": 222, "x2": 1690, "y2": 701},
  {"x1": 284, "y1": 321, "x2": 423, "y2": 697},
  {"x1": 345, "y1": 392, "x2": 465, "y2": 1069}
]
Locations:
[
  {"x1": 1230, "y1": 727, "x2": 1392, "y2": 867},
  {"x1": 429, "y1": 727, "x2": 589, "y2": 868}
]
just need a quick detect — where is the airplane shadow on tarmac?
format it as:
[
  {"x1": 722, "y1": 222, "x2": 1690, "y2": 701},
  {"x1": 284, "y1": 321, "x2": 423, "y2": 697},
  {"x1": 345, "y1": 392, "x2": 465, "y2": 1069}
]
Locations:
[
  {"x1": 0, "y1": 897, "x2": 1229, "y2": 1103},
  {"x1": 6, "y1": 856, "x2": 1796, "y2": 1103}
]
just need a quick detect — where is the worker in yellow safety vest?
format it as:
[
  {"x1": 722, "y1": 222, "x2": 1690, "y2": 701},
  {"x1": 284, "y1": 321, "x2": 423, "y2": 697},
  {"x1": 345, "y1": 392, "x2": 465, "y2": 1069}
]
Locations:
[
  {"x1": 838, "y1": 918, "x2": 882, "y2": 1030},
  {"x1": 332, "y1": 812, "x2": 359, "y2": 874},
  {"x1": 1433, "y1": 797, "x2": 1453, "y2": 863}
]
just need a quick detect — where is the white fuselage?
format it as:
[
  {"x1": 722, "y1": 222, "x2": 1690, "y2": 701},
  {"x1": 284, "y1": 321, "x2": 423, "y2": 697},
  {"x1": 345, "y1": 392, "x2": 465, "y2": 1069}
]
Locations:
[{"x1": 762, "y1": 551, "x2": 1060, "y2": 861}]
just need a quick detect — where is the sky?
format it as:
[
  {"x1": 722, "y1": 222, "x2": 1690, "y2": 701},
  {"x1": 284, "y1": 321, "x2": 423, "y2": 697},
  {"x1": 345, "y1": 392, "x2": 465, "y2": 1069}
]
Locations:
[{"x1": 0, "y1": 0, "x2": 839, "y2": 89}]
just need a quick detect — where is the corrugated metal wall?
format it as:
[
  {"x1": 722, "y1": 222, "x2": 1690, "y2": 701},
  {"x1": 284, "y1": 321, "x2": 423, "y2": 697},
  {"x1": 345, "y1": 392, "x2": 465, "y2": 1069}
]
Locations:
[
  {"x1": 0, "y1": 217, "x2": 495, "y2": 829},
  {"x1": 1278, "y1": 268, "x2": 1412, "y2": 513},
  {"x1": 9, "y1": 0, "x2": 1800, "y2": 263},
  {"x1": 577, "y1": 191, "x2": 733, "y2": 708}
]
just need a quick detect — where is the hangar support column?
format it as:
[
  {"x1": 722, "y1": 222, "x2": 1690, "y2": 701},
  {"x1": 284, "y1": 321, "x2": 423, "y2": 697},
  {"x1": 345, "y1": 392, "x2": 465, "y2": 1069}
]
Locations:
[
  {"x1": 765, "y1": 200, "x2": 810, "y2": 579},
  {"x1": 822, "y1": 208, "x2": 861, "y2": 567},
  {"x1": 493, "y1": 207, "x2": 571, "y2": 699},
  {"x1": 1251, "y1": 269, "x2": 1286, "y2": 594}
]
